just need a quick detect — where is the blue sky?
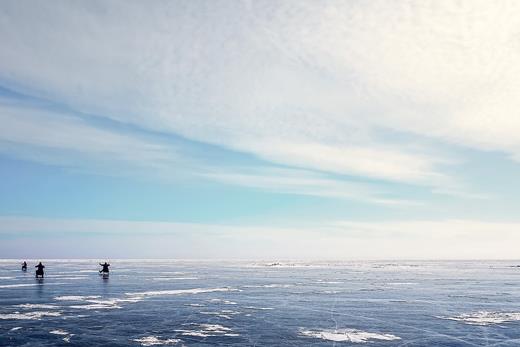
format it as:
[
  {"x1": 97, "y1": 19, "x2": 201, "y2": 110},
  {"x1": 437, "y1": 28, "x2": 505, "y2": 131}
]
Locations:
[{"x1": 1, "y1": 1, "x2": 520, "y2": 259}]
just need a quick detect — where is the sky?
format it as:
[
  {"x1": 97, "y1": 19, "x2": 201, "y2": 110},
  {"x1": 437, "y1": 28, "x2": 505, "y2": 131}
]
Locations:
[{"x1": 1, "y1": 1, "x2": 520, "y2": 259}]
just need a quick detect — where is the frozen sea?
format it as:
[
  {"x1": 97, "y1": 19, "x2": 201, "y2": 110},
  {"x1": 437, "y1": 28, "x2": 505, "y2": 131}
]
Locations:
[{"x1": 1, "y1": 260, "x2": 520, "y2": 346}]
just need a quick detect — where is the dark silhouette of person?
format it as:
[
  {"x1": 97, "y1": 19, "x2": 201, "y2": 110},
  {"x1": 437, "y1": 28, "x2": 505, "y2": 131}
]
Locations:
[
  {"x1": 99, "y1": 262, "x2": 110, "y2": 273},
  {"x1": 21, "y1": 261, "x2": 27, "y2": 271},
  {"x1": 35, "y1": 262, "x2": 45, "y2": 278}
]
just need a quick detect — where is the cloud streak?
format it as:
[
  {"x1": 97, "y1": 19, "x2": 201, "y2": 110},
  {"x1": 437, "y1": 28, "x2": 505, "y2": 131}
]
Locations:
[
  {"x1": 203, "y1": 167, "x2": 421, "y2": 205},
  {"x1": 0, "y1": 101, "x2": 185, "y2": 178},
  {"x1": 0, "y1": 96, "x2": 415, "y2": 204}
]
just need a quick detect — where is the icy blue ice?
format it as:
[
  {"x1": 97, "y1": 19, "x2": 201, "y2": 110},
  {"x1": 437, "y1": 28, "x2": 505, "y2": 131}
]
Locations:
[{"x1": 1, "y1": 260, "x2": 520, "y2": 346}]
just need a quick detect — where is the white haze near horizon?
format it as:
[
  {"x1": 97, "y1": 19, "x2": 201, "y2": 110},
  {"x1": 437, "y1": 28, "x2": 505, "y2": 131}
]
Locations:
[{"x1": 2, "y1": 217, "x2": 520, "y2": 260}]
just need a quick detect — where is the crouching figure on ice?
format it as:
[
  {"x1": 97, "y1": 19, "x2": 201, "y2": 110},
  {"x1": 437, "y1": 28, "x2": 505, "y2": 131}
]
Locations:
[
  {"x1": 35, "y1": 262, "x2": 45, "y2": 278},
  {"x1": 99, "y1": 262, "x2": 110, "y2": 275}
]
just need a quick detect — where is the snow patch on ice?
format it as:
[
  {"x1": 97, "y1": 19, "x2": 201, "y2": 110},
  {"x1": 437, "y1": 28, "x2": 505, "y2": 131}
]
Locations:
[
  {"x1": 55, "y1": 295, "x2": 101, "y2": 301},
  {"x1": 126, "y1": 287, "x2": 237, "y2": 297},
  {"x1": 132, "y1": 336, "x2": 181, "y2": 346},
  {"x1": 300, "y1": 328, "x2": 401, "y2": 343},
  {"x1": 63, "y1": 314, "x2": 89, "y2": 319},
  {"x1": 70, "y1": 303, "x2": 121, "y2": 310},
  {"x1": 0, "y1": 283, "x2": 41, "y2": 289},
  {"x1": 440, "y1": 311, "x2": 520, "y2": 325},
  {"x1": 175, "y1": 323, "x2": 239, "y2": 337},
  {"x1": 55, "y1": 295, "x2": 142, "y2": 309},
  {"x1": 316, "y1": 280, "x2": 344, "y2": 284},
  {"x1": 243, "y1": 284, "x2": 293, "y2": 288},
  {"x1": 50, "y1": 329, "x2": 69, "y2": 335},
  {"x1": 0, "y1": 311, "x2": 62, "y2": 320},
  {"x1": 50, "y1": 329, "x2": 74, "y2": 343},
  {"x1": 52, "y1": 289, "x2": 235, "y2": 311},
  {"x1": 16, "y1": 303, "x2": 59, "y2": 309},
  {"x1": 208, "y1": 298, "x2": 237, "y2": 305}
]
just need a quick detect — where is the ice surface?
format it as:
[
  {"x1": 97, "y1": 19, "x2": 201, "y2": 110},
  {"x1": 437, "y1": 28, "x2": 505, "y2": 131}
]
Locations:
[
  {"x1": 152, "y1": 277, "x2": 198, "y2": 281},
  {"x1": 2, "y1": 260, "x2": 520, "y2": 346},
  {"x1": 243, "y1": 306, "x2": 273, "y2": 310},
  {"x1": 199, "y1": 311, "x2": 232, "y2": 319}
]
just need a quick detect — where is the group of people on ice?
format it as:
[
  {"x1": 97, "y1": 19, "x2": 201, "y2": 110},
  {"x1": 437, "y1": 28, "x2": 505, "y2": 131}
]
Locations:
[{"x1": 21, "y1": 261, "x2": 110, "y2": 278}]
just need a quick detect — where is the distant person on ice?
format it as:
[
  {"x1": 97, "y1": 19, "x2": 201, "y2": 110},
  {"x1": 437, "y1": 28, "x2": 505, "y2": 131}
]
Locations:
[
  {"x1": 21, "y1": 261, "x2": 27, "y2": 271},
  {"x1": 99, "y1": 262, "x2": 110, "y2": 273},
  {"x1": 35, "y1": 262, "x2": 45, "y2": 278}
]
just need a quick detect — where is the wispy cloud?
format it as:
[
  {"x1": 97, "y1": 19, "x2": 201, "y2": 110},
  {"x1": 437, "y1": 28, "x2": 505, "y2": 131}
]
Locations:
[
  {"x1": 203, "y1": 167, "x2": 421, "y2": 206},
  {"x1": 239, "y1": 139, "x2": 448, "y2": 185}
]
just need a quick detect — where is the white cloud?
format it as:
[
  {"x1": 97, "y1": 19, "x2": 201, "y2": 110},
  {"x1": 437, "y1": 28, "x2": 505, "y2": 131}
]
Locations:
[{"x1": 6, "y1": 1, "x2": 515, "y2": 187}]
